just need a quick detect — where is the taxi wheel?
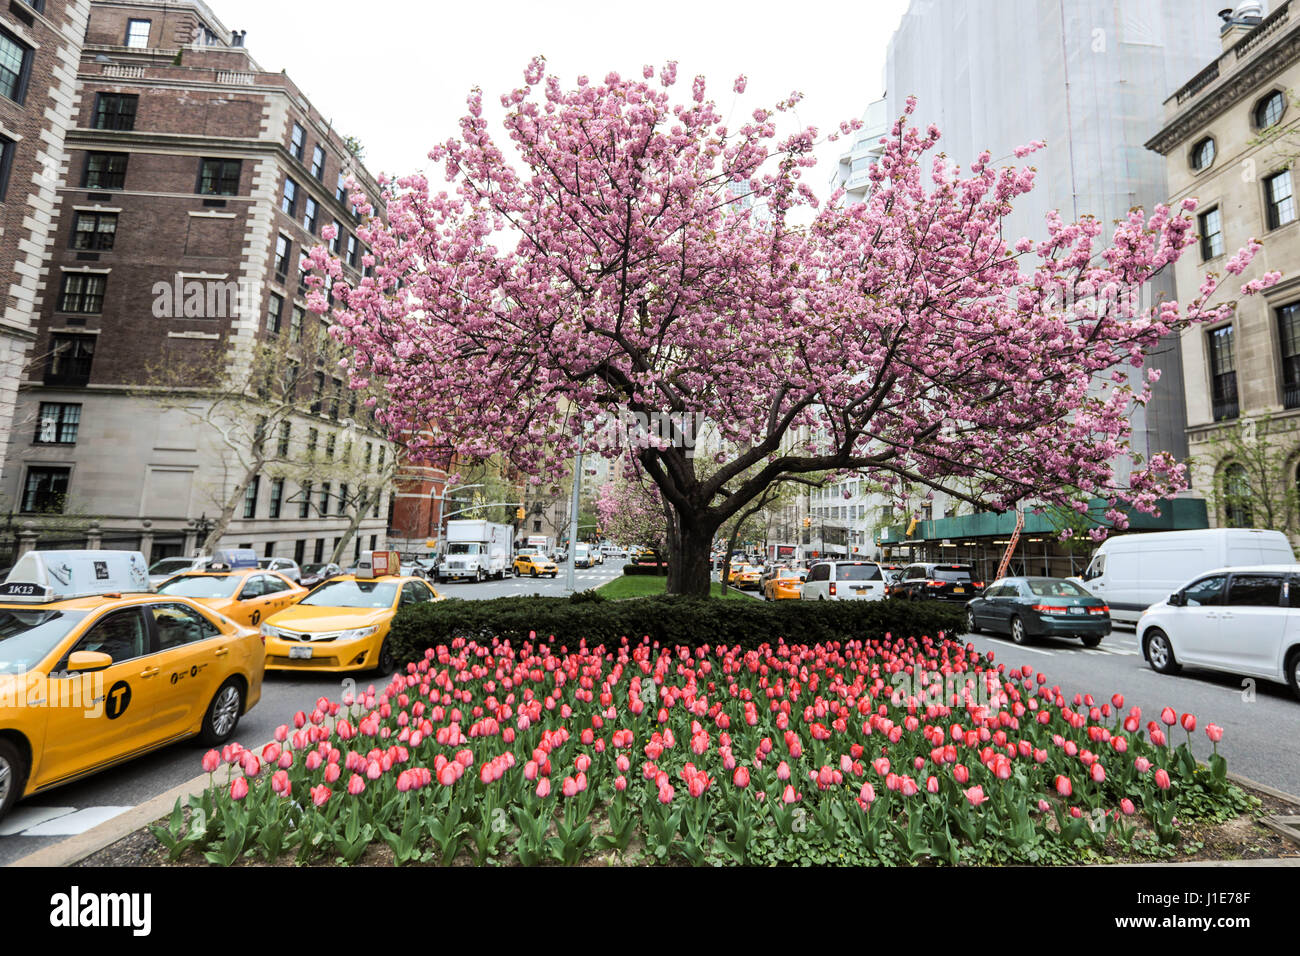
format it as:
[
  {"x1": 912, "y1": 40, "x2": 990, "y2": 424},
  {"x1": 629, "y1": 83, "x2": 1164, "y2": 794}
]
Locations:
[
  {"x1": 377, "y1": 638, "x2": 397, "y2": 676},
  {"x1": 0, "y1": 738, "x2": 27, "y2": 822},
  {"x1": 530, "y1": 568, "x2": 538, "y2": 578},
  {"x1": 200, "y1": 679, "x2": 245, "y2": 746}
]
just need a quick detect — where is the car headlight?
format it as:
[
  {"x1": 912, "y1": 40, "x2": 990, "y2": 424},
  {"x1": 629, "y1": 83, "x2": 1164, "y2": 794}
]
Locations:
[
  {"x1": 260, "y1": 623, "x2": 276, "y2": 638},
  {"x1": 339, "y1": 625, "x2": 380, "y2": 642}
]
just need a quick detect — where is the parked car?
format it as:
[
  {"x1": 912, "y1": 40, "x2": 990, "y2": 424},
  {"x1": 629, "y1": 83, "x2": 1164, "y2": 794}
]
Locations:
[
  {"x1": 1136, "y1": 564, "x2": 1300, "y2": 700},
  {"x1": 258, "y1": 557, "x2": 302, "y2": 584},
  {"x1": 801, "y1": 561, "x2": 887, "y2": 601},
  {"x1": 300, "y1": 562, "x2": 342, "y2": 588},
  {"x1": 892, "y1": 563, "x2": 983, "y2": 603},
  {"x1": 147, "y1": 555, "x2": 205, "y2": 589},
  {"x1": 964, "y1": 576, "x2": 1110, "y2": 647},
  {"x1": 1073, "y1": 528, "x2": 1294, "y2": 625}
]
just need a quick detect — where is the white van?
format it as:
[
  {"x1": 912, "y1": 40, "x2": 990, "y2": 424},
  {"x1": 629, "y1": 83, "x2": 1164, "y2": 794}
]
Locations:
[{"x1": 1074, "y1": 529, "x2": 1295, "y2": 624}]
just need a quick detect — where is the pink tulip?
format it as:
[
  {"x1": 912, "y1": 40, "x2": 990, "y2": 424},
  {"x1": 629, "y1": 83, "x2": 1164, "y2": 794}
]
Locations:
[
  {"x1": 201, "y1": 750, "x2": 219, "y2": 773},
  {"x1": 953, "y1": 764, "x2": 969, "y2": 784},
  {"x1": 733, "y1": 766, "x2": 750, "y2": 788},
  {"x1": 1120, "y1": 798, "x2": 1136, "y2": 816},
  {"x1": 536, "y1": 777, "x2": 551, "y2": 798},
  {"x1": 1160, "y1": 706, "x2": 1176, "y2": 726},
  {"x1": 614, "y1": 775, "x2": 627, "y2": 791},
  {"x1": 311, "y1": 784, "x2": 331, "y2": 807},
  {"x1": 230, "y1": 776, "x2": 248, "y2": 800},
  {"x1": 324, "y1": 762, "x2": 341, "y2": 784},
  {"x1": 1206, "y1": 723, "x2": 1224, "y2": 744},
  {"x1": 1134, "y1": 756, "x2": 1151, "y2": 774},
  {"x1": 1180, "y1": 713, "x2": 1196, "y2": 733},
  {"x1": 1090, "y1": 762, "x2": 1105, "y2": 783},
  {"x1": 1055, "y1": 775, "x2": 1072, "y2": 798},
  {"x1": 347, "y1": 774, "x2": 365, "y2": 796},
  {"x1": 781, "y1": 784, "x2": 798, "y2": 804},
  {"x1": 1154, "y1": 768, "x2": 1171, "y2": 790},
  {"x1": 964, "y1": 785, "x2": 987, "y2": 806}
]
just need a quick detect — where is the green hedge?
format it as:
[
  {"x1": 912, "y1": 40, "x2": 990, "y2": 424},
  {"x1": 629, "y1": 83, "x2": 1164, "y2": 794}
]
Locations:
[
  {"x1": 388, "y1": 595, "x2": 966, "y2": 661},
  {"x1": 620, "y1": 563, "x2": 669, "y2": 576}
]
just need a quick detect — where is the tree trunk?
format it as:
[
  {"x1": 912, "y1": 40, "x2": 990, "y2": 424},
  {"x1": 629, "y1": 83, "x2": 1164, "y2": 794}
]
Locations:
[
  {"x1": 330, "y1": 494, "x2": 372, "y2": 565},
  {"x1": 665, "y1": 514, "x2": 714, "y2": 598},
  {"x1": 202, "y1": 459, "x2": 262, "y2": 553}
]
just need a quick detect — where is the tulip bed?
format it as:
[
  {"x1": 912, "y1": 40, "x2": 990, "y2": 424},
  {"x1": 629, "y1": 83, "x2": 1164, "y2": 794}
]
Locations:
[{"x1": 154, "y1": 632, "x2": 1258, "y2": 866}]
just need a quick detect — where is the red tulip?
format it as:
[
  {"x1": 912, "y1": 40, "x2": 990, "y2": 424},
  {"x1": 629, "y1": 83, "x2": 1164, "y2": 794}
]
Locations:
[
  {"x1": 733, "y1": 766, "x2": 750, "y2": 788},
  {"x1": 1055, "y1": 775, "x2": 1072, "y2": 797},
  {"x1": 1120, "y1": 798, "x2": 1136, "y2": 816},
  {"x1": 1090, "y1": 762, "x2": 1105, "y2": 783},
  {"x1": 1154, "y1": 768, "x2": 1171, "y2": 790},
  {"x1": 614, "y1": 775, "x2": 627, "y2": 791},
  {"x1": 1180, "y1": 713, "x2": 1196, "y2": 733},
  {"x1": 324, "y1": 762, "x2": 341, "y2": 784},
  {"x1": 953, "y1": 764, "x2": 969, "y2": 784},
  {"x1": 230, "y1": 776, "x2": 248, "y2": 800}
]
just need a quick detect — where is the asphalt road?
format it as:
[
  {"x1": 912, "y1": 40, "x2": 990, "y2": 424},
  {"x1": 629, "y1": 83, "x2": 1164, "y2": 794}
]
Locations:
[{"x1": 3, "y1": 583, "x2": 1296, "y2": 865}]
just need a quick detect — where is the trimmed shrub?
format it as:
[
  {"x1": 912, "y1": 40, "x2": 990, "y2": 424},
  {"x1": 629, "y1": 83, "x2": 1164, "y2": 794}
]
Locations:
[
  {"x1": 621, "y1": 563, "x2": 669, "y2": 576},
  {"x1": 388, "y1": 595, "x2": 965, "y2": 662}
]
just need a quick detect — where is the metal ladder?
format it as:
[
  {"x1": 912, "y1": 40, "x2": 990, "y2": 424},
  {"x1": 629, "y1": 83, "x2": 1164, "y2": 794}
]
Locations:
[{"x1": 995, "y1": 505, "x2": 1024, "y2": 581}]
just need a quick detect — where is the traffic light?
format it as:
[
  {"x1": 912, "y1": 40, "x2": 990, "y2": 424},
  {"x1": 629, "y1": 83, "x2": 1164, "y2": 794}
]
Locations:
[
  {"x1": 516, "y1": 507, "x2": 525, "y2": 521},
  {"x1": 802, "y1": 517, "x2": 811, "y2": 529}
]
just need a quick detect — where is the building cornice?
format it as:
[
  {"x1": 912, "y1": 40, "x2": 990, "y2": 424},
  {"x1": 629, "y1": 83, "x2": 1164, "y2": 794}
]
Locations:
[{"x1": 1147, "y1": 19, "x2": 1300, "y2": 155}]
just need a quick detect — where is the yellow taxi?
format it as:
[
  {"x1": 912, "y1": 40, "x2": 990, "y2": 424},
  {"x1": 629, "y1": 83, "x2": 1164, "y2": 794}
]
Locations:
[
  {"x1": 513, "y1": 552, "x2": 558, "y2": 578},
  {"x1": 260, "y1": 551, "x2": 442, "y2": 674},
  {"x1": 734, "y1": 566, "x2": 763, "y2": 590},
  {"x1": 153, "y1": 549, "x2": 308, "y2": 628},
  {"x1": 727, "y1": 563, "x2": 754, "y2": 585},
  {"x1": 763, "y1": 570, "x2": 805, "y2": 600},
  {"x1": 0, "y1": 550, "x2": 264, "y2": 822}
]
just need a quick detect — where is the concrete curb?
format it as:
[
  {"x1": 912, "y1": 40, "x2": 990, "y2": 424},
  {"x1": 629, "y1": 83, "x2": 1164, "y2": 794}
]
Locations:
[{"x1": 11, "y1": 750, "x2": 1300, "y2": 868}]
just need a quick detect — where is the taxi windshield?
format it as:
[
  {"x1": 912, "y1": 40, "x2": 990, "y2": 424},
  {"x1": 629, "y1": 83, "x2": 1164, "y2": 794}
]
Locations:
[
  {"x1": 156, "y1": 574, "x2": 241, "y2": 599},
  {"x1": 301, "y1": 580, "x2": 398, "y2": 609},
  {"x1": 0, "y1": 608, "x2": 88, "y2": 675}
]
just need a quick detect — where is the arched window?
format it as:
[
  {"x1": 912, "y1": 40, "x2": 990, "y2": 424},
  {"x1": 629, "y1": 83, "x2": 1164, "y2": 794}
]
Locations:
[
  {"x1": 1191, "y1": 137, "x2": 1215, "y2": 170},
  {"x1": 1222, "y1": 463, "x2": 1254, "y2": 528},
  {"x1": 1255, "y1": 90, "x2": 1286, "y2": 130}
]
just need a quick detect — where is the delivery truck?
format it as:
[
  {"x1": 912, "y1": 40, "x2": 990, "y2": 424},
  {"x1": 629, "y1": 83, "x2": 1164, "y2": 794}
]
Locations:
[{"x1": 436, "y1": 519, "x2": 513, "y2": 583}]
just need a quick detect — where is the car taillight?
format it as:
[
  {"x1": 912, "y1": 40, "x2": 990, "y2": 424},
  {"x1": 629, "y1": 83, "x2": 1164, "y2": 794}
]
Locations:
[
  {"x1": 830, "y1": 583, "x2": 837, "y2": 596},
  {"x1": 972, "y1": 581, "x2": 984, "y2": 588},
  {"x1": 1088, "y1": 606, "x2": 1108, "y2": 615},
  {"x1": 1032, "y1": 604, "x2": 1069, "y2": 615},
  {"x1": 927, "y1": 580, "x2": 946, "y2": 588}
]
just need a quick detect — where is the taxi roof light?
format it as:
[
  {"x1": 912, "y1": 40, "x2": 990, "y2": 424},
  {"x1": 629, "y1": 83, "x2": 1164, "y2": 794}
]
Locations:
[
  {"x1": 208, "y1": 547, "x2": 259, "y2": 571},
  {"x1": 356, "y1": 550, "x2": 401, "y2": 579},
  {"x1": 0, "y1": 550, "x2": 151, "y2": 603}
]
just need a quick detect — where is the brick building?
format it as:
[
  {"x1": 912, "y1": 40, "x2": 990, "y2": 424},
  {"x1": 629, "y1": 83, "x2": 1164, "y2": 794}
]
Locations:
[
  {"x1": 0, "y1": 0, "x2": 92, "y2": 534},
  {"x1": 0, "y1": 0, "x2": 393, "y2": 565}
]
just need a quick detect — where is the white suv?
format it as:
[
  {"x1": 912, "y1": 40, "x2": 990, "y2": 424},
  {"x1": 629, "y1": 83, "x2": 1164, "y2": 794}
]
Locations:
[
  {"x1": 1137, "y1": 564, "x2": 1300, "y2": 700},
  {"x1": 800, "y1": 560, "x2": 887, "y2": 601}
]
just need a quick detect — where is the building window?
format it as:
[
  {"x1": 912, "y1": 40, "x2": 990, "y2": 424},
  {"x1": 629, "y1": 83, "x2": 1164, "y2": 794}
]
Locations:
[
  {"x1": 281, "y1": 177, "x2": 298, "y2": 216},
  {"x1": 266, "y1": 293, "x2": 284, "y2": 335},
  {"x1": 44, "y1": 334, "x2": 95, "y2": 386},
  {"x1": 297, "y1": 259, "x2": 310, "y2": 297},
  {"x1": 311, "y1": 144, "x2": 326, "y2": 180},
  {"x1": 290, "y1": 123, "x2": 305, "y2": 161},
  {"x1": 1198, "y1": 207, "x2": 1222, "y2": 260},
  {"x1": 274, "y1": 234, "x2": 291, "y2": 280},
  {"x1": 125, "y1": 19, "x2": 151, "y2": 48},
  {"x1": 306, "y1": 427, "x2": 318, "y2": 457},
  {"x1": 243, "y1": 476, "x2": 260, "y2": 519},
  {"x1": 294, "y1": 539, "x2": 306, "y2": 564},
  {"x1": 34, "y1": 403, "x2": 81, "y2": 444},
  {"x1": 269, "y1": 478, "x2": 284, "y2": 519},
  {"x1": 0, "y1": 135, "x2": 15, "y2": 201},
  {"x1": 1222, "y1": 463, "x2": 1253, "y2": 528},
  {"x1": 1208, "y1": 325, "x2": 1238, "y2": 421},
  {"x1": 346, "y1": 234, "x2": 358, "y2": 268},
  {"x1": 1265, "y1": 170, "x2": 1295, "y2": 230},
  {"x1": 336, "y1": 171, "x2": 348, "y2": 203},
  {"x1": 0, "y1": 29, "x2": 32, "y2": 104},
  {"x1": 1255, "y1": 90, "x2": 1286, "y2": 130},
  {"x1": 330, "y1": 379, "x2": 342, "y2": 418},
  {"x1": 22, "y1": 467, "x2": 70, "y2": 513},
  {"x1": 300, "y1": 482, "x2": 312, "y2": 518},
  {"x1": 325, "y1": 433, "x2": 336, "y2": 459},
  {"x1": 329, "y1": 219, "x2": 342, "y2": 254},
  {"x1": 311, "y1": 372, "x2": 325, "y2": 414},
  {"x1": 1280, "y1": 302, "x2": 1300, "y2": 410},
  {"x1": 83, "y1": 152, "x2": 128, "y2": 190},
  {"x1": 338, "y1": 483, "x2": 349, "y2": 516},
  {"x1": 93, "y1": 93, "x2": 138, "y2": 131},
  {"x1": 198, "y1": 158, "x2": 240, "y2": 196},
  {"x1": 276, "y1": 420, "x2": 291, "y2": 457},
  {"x1": 72, "y1": 211, "x2": 117, "y2": 250},
  {"x1": 290, "y1": 306, "x2": 304, "y2": 343},
  {"x1": 319, "y1": 482, "x2": 331, "y2": 515},
  {"x1": 313, "y1": 538, "x2": 324, "y2": 563},
  {"x1": 1190, "y1": 137, "x2": 1215, "y2": 171},
  {"x1": 302, "y1": 196, "x2": 318, "y2": 234},
  {"x1": 58, "y1": 273, "x2": 106, "y2": 314}
]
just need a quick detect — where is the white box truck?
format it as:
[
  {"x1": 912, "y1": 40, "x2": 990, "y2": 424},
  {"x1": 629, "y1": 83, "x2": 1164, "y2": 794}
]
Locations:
[
  {"x1": 1072, "y1": 528, "x2": 1296, "y2": 624},
  {"x1": 436, "y1": 520, "x2": 513, "y2": 583}
]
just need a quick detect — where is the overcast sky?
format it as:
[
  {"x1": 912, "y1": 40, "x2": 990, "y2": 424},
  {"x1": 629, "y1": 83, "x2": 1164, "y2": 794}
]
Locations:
[{"x1": 210, "y1": 0, "x2": 911, "y2": 196}]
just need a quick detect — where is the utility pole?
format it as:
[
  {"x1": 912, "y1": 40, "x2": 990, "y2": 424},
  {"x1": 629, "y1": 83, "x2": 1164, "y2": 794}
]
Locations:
[{"x1": 564, "y1": 435, "x2": 583, "y2": 592}]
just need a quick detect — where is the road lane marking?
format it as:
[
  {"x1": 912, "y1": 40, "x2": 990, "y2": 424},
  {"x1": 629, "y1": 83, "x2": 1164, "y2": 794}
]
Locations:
[
  {"x1": 17, "y1": 806, "x2": 133, "y2": 836},
  {"x1": 0, "y1": 806, "x2": 77, "y2": 836}
]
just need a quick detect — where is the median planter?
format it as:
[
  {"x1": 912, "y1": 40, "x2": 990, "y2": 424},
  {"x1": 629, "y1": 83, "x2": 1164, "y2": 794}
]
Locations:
[
  {"x1": 145, "y1": 633, "x2": 1268, "y2": 867},
  {"x1": 387, "y1": 594, "x2": 966, "y2": 661}
]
